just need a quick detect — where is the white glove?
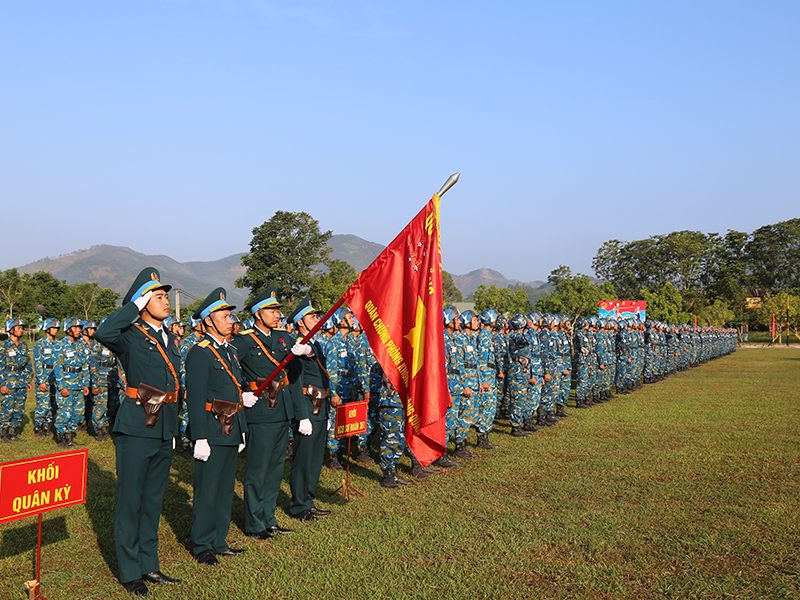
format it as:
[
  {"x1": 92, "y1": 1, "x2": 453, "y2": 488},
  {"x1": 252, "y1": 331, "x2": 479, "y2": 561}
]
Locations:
[
  {"x1": 238, "y1": 433, "x2": 246, "y2": 453},
  {"x1": 298, "y1": 418, "x2": 313, "y2": 436},
  {"x1": 172, "y1": 438, "x2": 176, "y2": 450},
  {"x1": 291, "y1": 342, "x2": 312, "y2": 356},
  {"x1": 242, "y1": 392, "x2": 258, "y2": 408},
  {"x1": 194, "y1": 439, "x2": 211, "y2": 461},
  {"x1": 133, "y1": 290, "x2": 153, "y2": 311}
]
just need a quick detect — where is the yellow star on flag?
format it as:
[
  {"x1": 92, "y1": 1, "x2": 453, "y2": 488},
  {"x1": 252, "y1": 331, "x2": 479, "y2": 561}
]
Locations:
[{"x1": 404, "y1": 296, "x2": 427, "y2": 379}]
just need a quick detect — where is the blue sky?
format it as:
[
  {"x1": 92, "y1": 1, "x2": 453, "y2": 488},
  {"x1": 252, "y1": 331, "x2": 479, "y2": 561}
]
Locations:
[{"x1": 2, "y1": 1, "x2": 798, "y2": 284}]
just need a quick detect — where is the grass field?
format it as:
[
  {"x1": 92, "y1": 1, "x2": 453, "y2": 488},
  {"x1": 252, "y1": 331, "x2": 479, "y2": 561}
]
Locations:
[{"x1": 1, "y1": 348, "x2": 799, "y2": 600}]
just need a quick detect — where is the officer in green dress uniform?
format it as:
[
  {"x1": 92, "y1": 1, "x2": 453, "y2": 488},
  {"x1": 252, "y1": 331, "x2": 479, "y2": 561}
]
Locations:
[
  {"x1": 287, "y1": 297, "x2": 332, "y2": 522},
  {"x1": 94, "y1": 268, "x2": 181, "y2": 596},
  {"x1": 232, "y1": 286, "x2": 304, "y2": 539},
  {"x1": 185, "y1": 288, "x2": 248, "y2": 566}
]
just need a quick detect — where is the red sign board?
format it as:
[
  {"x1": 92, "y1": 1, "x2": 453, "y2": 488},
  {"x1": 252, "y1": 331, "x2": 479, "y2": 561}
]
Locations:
[
  {"x1": 0, "y1": 449, "x2": 88, "y2": 524},
  {"x1": 599, "y1": 300, "x2": 647, "y2": 322},
  {"x1": 334, "y1": 401, "x2": 369, "y2": 440}
]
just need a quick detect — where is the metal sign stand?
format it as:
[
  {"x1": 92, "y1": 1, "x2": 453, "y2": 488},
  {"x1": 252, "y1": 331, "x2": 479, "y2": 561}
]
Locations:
[{"x1": 330, "y1": 437, "x2": 365, "y2": 501}]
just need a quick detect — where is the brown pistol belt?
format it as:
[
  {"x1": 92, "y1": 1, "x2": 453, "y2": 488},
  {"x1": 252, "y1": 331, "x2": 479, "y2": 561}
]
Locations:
[
  {"x1": 303, "y1": 384, "x2": 329, "y2": 416},
  {"x1": 126, "y1": 383, "x2": 176, "y2": 428},
  {"x1": 205, "y1": 398, "x2": 242, "y2": 435},
  {"x1": 247, "y1": 374, "x2": 287, "y2": 410}
]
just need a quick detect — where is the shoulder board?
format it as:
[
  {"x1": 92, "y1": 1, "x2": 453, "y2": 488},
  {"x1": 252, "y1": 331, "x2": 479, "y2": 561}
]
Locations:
[
  {"x1": 273, "y1": 328, "x2": 286, "y2": 332},
  {"x1": 198, "y1": 340, "x2": 210, "y2": 348},
  {"x1": 239, "y1": 329, "x2": 253, "y2": 335}
]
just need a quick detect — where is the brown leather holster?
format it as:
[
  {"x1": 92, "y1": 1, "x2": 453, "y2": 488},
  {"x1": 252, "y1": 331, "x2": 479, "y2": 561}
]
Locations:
[
  {"x1": 304, "y1": 384, "x2": 329, "y2": 416},
  {"x1": 209, "y1": 398, "x2": 240, "y2": 436},
  {"x1": 135, "y1": 383, "x2": 176, "y2": 429},
  {"x1": 254, "y1": 372, "x2": 287, "y2": 410}
]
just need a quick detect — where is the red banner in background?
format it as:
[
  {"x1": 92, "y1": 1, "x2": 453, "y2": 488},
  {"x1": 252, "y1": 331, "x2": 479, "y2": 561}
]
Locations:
[
  {"x1": 599, "y1": 300, "x2": 647, "y2": 322},
  {"x1": 0, "y1": 449, "x2": 88, "y2": 524}
]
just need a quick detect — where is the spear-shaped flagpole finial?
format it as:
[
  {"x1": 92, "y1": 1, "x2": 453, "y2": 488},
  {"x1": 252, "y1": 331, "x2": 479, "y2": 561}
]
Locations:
[{"x1": 436, "y1": 171, "x2": 461, "y2": 197}]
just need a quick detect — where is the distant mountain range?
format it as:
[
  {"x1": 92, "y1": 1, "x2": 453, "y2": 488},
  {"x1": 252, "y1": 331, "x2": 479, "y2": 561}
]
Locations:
[{"x1": 17, "y1": 234, "x2": 551, "y2": 306}]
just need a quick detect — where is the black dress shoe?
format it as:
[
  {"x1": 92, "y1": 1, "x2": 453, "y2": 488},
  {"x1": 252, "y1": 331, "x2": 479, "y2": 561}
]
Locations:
[
  {"x1": 265, "y1": 525, "x2": 293, "y2": 535},
  {"x1": 194, "y1": 549, "x2": 219, "y2": 566},
  {"x1": 217, "y1": 547, "x2": 246, "y2": 557},
  {"x1": 292, "y1": 509, "x2": 317, "y2": 521},
  {"x1": 122, "y1": 579, "x2": 149, "y2": 596},
  {"x1": 142, "y1": 571, "x2": 181, "y2": 585},
  {"x1": 308, "y1": 507, "x2": 331, "y2": 516},
  {"x1": 245, "y1": 529, "x2": 274, "y2": 540}
]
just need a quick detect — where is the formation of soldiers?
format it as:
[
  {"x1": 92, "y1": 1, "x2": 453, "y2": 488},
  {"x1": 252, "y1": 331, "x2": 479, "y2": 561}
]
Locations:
[
  {"x1": 439, "y1": 309, "x2": 737, "y2": 446},
  {"x1": 0, "y1": 275, "x2": 739, "y2": 596},
  {"x1": 0, "y1": 316, "x2": 124, "y2": 445}
]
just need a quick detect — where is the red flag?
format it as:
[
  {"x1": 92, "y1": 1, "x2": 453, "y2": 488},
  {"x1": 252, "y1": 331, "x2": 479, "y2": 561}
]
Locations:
[{"x1": 343, "y1": 195, "x2": 449, "y2": 466}]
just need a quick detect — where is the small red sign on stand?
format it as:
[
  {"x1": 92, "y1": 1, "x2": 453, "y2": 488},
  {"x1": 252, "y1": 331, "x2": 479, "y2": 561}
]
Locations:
[
  {"x1": 0, "y1": 449, "x2": 88, "y2": 524},
  {"x1": 0, "y1": 449, "x2": 89, "y2": 600},
  {"x1": 330, "y1": 401, "x2": 369, "y2": 501},
  {"x1": 333, "y1": 400, "x2": 368, "y2": 440}
]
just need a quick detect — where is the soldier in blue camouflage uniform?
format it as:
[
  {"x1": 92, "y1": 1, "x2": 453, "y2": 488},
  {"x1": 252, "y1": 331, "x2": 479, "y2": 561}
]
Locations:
[
  {"x1": 506, "y1": 313, "x2": 531, "y2": 436},
  {"x1": 615, "y1": 319, "x2": 633, "y2": 394},
  {"x1": 434, "y1": 307, "x2": 462, "y2": 468},
  {"x1": 373, "y1": 362, "x2": 414, "y2": 488},
  {"x1": 54, "y1": 318, "x2": 91, "y2": 447},
  {"x1": 599, "y1": 318, "x2": 617, "y2": 401},
  {"x1": 84, "y1": 320, "x2": 116, "y2": 441},
  {"x1": 554, "y1": 315, "x2": 573, "y2": 417},
  {"x1": 322, "y1": 307, "x2": 357, "y2": 469},
  {"x1": 454, "y1": 310, "x2": 482, "y2": 459},
  {"x1": 179, "y1": 315, "x2": 204, "y2": 458},
  {"x1": 537, "y1": 315, "x2": 561, "y2": 427},
  {"x1": 33, "y1": 318, "x2": 60, "y2": 437},
  {"x1": 348, "y1": 317, "x2": 376, "y2": 464},
  {"x1": 475, "y1": 308, "x2": 501, "y2": 450},
  {"x1": 1, "y1": 318, "x2": 33, "y2": 442},
  {"x1": 493, "y1": 316, "x2": 510, "y2": 418},
  {"x1": 572, "y1": 318, "x2": 594, "y2": 408}
]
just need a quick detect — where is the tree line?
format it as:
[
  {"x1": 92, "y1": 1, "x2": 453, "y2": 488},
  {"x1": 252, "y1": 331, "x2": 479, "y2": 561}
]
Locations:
[
  {"x1": 534, "y1": 218, "x2": 800, "y2": 328},
  {"x1": 0, "y1": 269, "x2": 119, "y2": 338}
]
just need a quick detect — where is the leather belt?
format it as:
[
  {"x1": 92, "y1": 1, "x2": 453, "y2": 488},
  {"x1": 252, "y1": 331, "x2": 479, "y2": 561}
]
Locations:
[
  {"x1": 126, "y1": 386, "x2": 177, "y2": 403},
  {"x1": 8, "y1": 365, "x2": 26, "y2": 372},
  {"x1": 98, "y1": 360, "x2": 116, "y2": 368},
  {"x1": 446, "y1": 368, "x2": 461, "y2": 376},
  {"x1": 43, "y1": 363, "x2": 54, "y2": 369},
  {"x1": 63, "y1": 366, "x2": 82, "y2": 373},
  {"x1": 463, "y1": 362, "x2": 477, "y2": 370},
  {"x1": 487, "y1": 362, "x2": 497, "y2": 369}
]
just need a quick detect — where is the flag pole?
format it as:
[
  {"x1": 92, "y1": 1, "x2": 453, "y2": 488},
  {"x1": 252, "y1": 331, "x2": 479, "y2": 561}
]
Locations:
[{"x1": 252, "y1": 171, "x2": 461, "y2": 397}]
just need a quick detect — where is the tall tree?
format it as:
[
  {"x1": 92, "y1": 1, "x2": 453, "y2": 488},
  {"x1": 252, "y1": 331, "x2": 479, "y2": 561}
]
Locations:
[
  {"x1": 473, "y1": 284, "x2": 531, "y2": 314},
  {"x1": 536, "y1": 268, "x2": 616, "y2": 320},
  {"x1": 236, "y1": 211, "x2": 332, "y2": 304},
  {"x1": 746, "y1": 218, "x2": 800, "y2": 291},
  {"x1": 442, "y1": 271, "x2": 463, "y2": 304},
  {"x1": 307, "y1": 258, "x2": 358, "y2": 311},
  {"x1": 0, "y1": 269, "x2": 26, "y2": 319}
]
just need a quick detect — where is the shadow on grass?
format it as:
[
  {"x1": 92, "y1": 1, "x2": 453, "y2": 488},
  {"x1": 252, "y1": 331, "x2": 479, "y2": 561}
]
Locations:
[
  {"x1": 163, "y1": 449, "x2": 194, "y2": 552},
  {"x1": 0, "y1": 515, "x2": 69, "y2": 560},
  {"x1": 84, "y1": 459, "x2": 117, "y2": 574}
]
